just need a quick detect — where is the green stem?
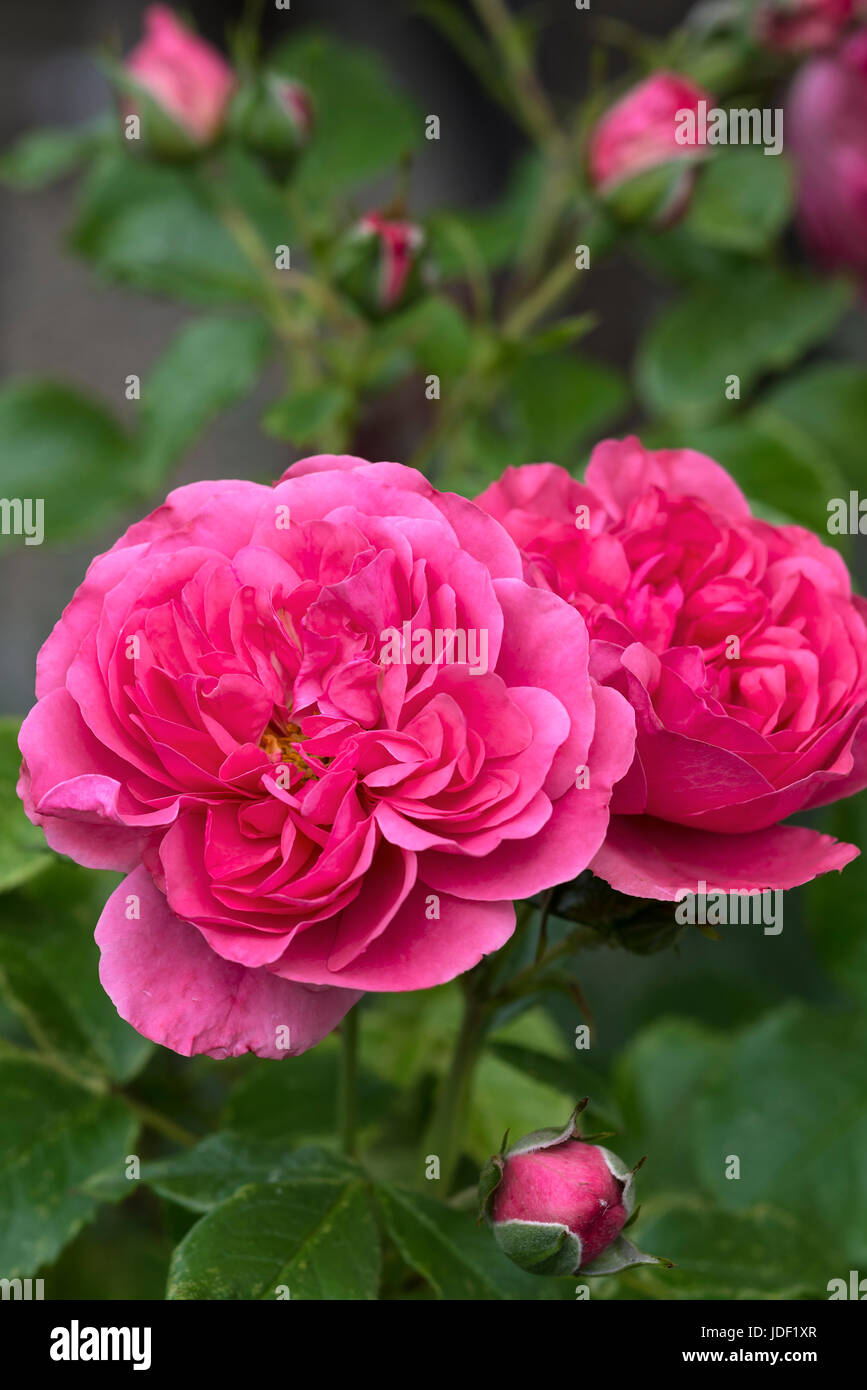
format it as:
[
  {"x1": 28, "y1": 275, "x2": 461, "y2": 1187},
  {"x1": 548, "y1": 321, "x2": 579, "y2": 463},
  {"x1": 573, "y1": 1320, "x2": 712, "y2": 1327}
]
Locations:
[
  {"x1": 470, "y1": 0, "x2": 565, "y2": 152},
  {"x1": 337, "y1": 1007, "x2": 360, "y2": 1158},
  {"x1": 122, "y1": 1095, "x2": 197, "y2": 1149},
  {"x1": 502, "y1": 252, "x2": 582, "y2": 340},
  {"x1": 424, "y1": 987, "x2": 491, "y2": 1192}
]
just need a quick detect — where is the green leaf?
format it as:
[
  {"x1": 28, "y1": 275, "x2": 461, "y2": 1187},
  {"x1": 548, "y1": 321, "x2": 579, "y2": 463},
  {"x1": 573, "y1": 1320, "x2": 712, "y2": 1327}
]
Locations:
[
  {"x1": 272, "y1": 33, "x2": 421, "y2": 202},
  {"x1": 167, "y1": 1173, "x2": 381, "y2": 1299},
  {"x1": 223, "y1": 1035, "x2": 394, "y2": 1142},
  {"x1": 685, "y1": 147, "x2": 794, "y2": 256},
  {"x1": 0, "y1": 719, "x2": 50, "y2": 892},
  {"x1": 0, "y1": 120, "x2": 107, "y2": 190},
  {"x1": 440, "y1": 350, "x2": 628, "y2": 495},
  {"x1": 123, "y1": 1135, "x2": 356, "y2": 1212},
  {"x1": 509, "y1": 351, "x2": 628, "y2": 461},
  {"x1": 71, "y1": 153, "x2": 261, "y2": 305},
  {"x1": 375, "y1": 1184, "x2": 571, "y2": 1299},
  {"x1": 0, "y1": 381, "x2": 134, "y2": 549},
  {"x1": 374, "y1": 295, "x2": 475, "y2": 381},
  {"x1": 428, "y1": 154, "x2": 545, "y2": 274},
  {"x1": 692, "y1": 1003, "x2": 867, "y2": 1264},
  {"x1": 616, "y1": 1196, "x2": 830, "y2": 1300},
  {"x1": 807, "y1": 800, "x2": 867, "y2": 1010},
  {"x1": 0, "y1": 1052, "x2": 138, "y2": 1276},
  {"x1": 263, "y1": 383, "x2": 352, "y2": 445},
  {"x1": 0, "y1": 860, "x2": 153, "y2": 1083},
  {"x1": 138, "y1": 315, "x2": 271, "y2": 486},
  {"x1": 636, "y1": 266, "x2": 853, "y2": 423},
  {"x1": 487, "y1": 1042, "x2": 617, "y2": 1127},
  {"x1": 758, "y1": 363, "x2": 867, "y2": 489},
  {"x1": 614, "y1": 1017, "x2": 727, "y2": 1198}
]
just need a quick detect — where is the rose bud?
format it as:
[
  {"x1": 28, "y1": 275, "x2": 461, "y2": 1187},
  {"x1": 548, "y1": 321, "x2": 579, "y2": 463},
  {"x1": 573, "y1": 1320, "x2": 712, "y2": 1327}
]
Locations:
[
  {"x1": 117, "y1": 4, "x2": 236, "y2": 158},
  {"x1": 587, "y1": 72, "x2": 714, "y2": 224},
  {"x1": 754, "y1": 0, "x2": 856, "y2": 53},
  {"x1": 787, "y1": 28, "x2": 867, "y2": 285},
  {"x1": 332, "y1": 213, "x2": 428, "y2": 318},
  {"x1": 479, "y1": 1105, "x2": 671, "y2": 1277},
  {"x1": 229, "y1": 73, "x2": 314, "y2": 173}
]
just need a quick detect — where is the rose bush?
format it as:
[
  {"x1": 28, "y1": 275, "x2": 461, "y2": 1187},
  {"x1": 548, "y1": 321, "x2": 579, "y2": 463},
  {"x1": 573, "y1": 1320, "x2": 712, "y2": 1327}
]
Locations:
[
  {"x1": 477, "y1": 438, "x2": 867, "y2": 900},
  {"x1": 18, "y1": 457, "x2": 635, "y2": 1058}
]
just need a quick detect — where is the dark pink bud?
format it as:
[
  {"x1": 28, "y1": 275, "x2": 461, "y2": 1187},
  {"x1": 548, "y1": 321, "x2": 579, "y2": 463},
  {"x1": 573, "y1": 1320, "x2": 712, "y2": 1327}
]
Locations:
[
  {"x1": 787, "y1": 28, "x2": 867, "y2": 285},
  {"x1": 588, "y1": 72, "x2": 713, "y2": 195},
  {"x1": 492, "y1": 1140, "x2": 629, "y2": 1266},
  {"x1": 478, "y1": 1106, "x2": 672, "y2": 1278},
  {"x1": 333, "y1": 213, "x2": 428, "y2": 318},
  {"x1": 755, "y1": 0, "x2": 856, "y2": 54}
]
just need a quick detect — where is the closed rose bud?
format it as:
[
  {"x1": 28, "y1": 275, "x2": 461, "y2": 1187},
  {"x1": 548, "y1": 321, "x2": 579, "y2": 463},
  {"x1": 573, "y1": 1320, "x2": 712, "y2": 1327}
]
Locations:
[
  {"x1": 754, "y1": 0, "x2": 856, "y2": 53},
  {"x1": 587, "y1": 72, "x2": 714, "y2": 224},
  {"x1": 788, "y1": 28, "x2": 867, "y2": 285},
  {"x1": 479, "y1": 1106, "x2": 672, "y2": 1277},
  {"x1": 120, "y1": 4, "x2": 235, "y2": 157},
  {"x1": 333, "y1": 213, "x2": 428, "y2": 318},
  {"x1": 229, "y1": 73, "x2": 314, "y2": 172}
]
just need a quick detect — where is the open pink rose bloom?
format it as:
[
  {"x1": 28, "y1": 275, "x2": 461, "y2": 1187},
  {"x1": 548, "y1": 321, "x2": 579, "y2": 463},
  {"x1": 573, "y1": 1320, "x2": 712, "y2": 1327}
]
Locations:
[
  {"x1": 18, "y1": 457, "x2": 636, "y2": 1059},
  {"x1": 477, "y1": 438, "x2": 867, "y2": 901}
]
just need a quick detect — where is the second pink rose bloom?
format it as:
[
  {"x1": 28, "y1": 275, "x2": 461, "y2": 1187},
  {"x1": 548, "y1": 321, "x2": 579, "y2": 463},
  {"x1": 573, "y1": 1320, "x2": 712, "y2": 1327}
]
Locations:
[{"x1": 477, "y1": 438, "x2": 867, "y2": 900}]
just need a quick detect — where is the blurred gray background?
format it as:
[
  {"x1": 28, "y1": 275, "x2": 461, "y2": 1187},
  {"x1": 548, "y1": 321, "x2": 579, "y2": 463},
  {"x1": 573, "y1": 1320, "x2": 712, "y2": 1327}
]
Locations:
[{"x1": 0, "y1": 0, "x2": 793, "y2": 712}]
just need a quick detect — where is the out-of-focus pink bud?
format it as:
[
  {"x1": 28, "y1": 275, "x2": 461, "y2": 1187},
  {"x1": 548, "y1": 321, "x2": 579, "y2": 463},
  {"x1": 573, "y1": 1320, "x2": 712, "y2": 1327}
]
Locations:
[
  {"x1": 588, "y1": 72, "x2": 714, "y2": 193},
  {"x1": 755, "y1": 0, "x2": 856, "y2": 54},
  {"x1": 787, "y1": 28, "x2": 867, "y2": 284},
  {"x1": 229, "y1": 73, "x2": 314, "y2": 172},
  {"x1": 333, "y1": 213, "x2": 428, "y2": 318},
  {"x1": 124, "y1": 5, "x2": 235, "y2": 150},
  {"x1": 587, "y1": 72, "x2": 714, "y2": 224}
]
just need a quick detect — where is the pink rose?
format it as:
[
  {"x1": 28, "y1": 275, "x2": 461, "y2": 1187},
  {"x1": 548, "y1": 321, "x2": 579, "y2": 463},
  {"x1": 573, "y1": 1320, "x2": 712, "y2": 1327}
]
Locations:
[
  {"x1": 18, "y1": 458, "x2": 635, "y2": 1059},
  {"x1": 476, "y1": 438, "x2": 866, "y2": 901},
  {"x1": 755, "y1": 0, "x2": 855, "y2": 53},
  {"x1": 787, "y1": 29, "x2": 867, "y2": 285},
  {"x1": 125, "y1": 5, "x2": 235, "y2": 146},
  {"x1": 587, "y1": 72, "x2": 713, "y2": 195}
]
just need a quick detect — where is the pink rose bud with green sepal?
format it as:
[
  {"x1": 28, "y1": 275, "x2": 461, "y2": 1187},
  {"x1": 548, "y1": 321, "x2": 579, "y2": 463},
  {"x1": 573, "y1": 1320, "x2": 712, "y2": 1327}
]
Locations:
[
  {"x1": 333, "y1": 213, "x2": 429, "y2": 318},
  {"x1": 479, "y1": 1103, "x2": 672, "y2": 1278},
  {"x1": 587, "y1": 72, "x2": 714, "y2": 225},
  {"x1": 229, "y1": 73, "x2": 314, "y2": 172},
  {"x1": 116, "y1": 5, "x2": 236, "y2": 158}
]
